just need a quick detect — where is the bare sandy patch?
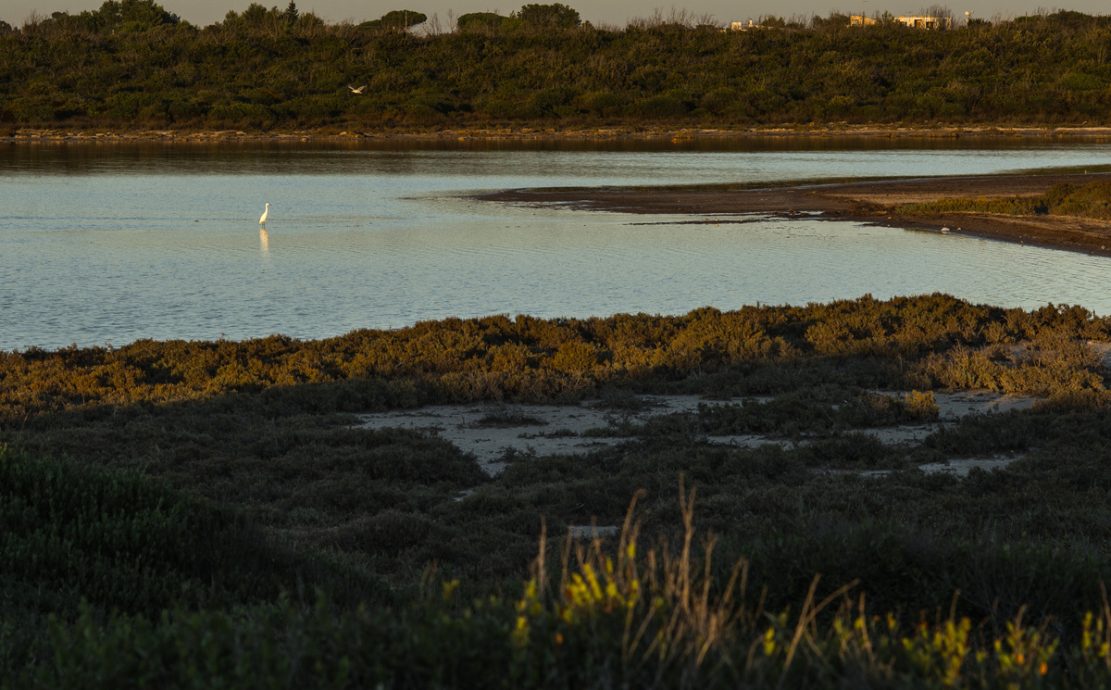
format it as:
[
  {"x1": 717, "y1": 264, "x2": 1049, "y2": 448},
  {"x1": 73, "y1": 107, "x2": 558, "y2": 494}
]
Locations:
[
  {"x1": 356, "y1": 395, "x2": 764, "y2": 475},
  {"x1": 1089, "y1": 341, "x2": 1111, "y2": 369},
  {"x1": 931, "y1": 391, "x2": 1038, "y2": 420},
  {"x1": 830, "y1": 454, "x2": 1022, "y2": 480},
  {"x1": 356, "y1": 389, "x2": 1039, "y2": 476},
  {"x1": 918, "y1": 456, "x2": 1021, "y2": 477}
]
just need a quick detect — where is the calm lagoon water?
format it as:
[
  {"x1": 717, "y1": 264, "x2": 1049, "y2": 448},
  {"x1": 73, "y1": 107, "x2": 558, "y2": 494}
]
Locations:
[{"x1": 2, "y1": 143, "x2": 1110, "y2": 350}]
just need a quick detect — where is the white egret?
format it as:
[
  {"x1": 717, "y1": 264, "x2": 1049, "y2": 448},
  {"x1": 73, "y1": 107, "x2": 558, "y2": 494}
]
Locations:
[
  {"x1": 258, "y1": 202, "x2": 270, "y2": 225},
  {"x1": 348, "y1": 84, "x2": 367, "y2": 94}
]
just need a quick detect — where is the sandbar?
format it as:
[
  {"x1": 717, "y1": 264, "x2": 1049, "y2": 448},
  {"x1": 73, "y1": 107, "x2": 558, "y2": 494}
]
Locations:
[{"x1": 478, "y1": 170, "x2": 1111, "y2": 256}]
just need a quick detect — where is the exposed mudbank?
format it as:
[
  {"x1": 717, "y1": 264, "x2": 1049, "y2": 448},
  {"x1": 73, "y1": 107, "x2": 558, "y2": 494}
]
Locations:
[{"x1": 477, "y1": 170, "x2": 1111, "y2": 257}]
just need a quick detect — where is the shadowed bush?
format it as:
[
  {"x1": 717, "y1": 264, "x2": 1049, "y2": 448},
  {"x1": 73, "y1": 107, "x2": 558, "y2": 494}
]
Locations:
[
  {"x1": 11, "y1": 488, "x2": 1111, "y2": 689},
  {"x1": 5, "y1": 295, "x2": 1111, "y2": 686},
  {"x1": 0, "y1": 447, "x2": 389, "y2": 619}
]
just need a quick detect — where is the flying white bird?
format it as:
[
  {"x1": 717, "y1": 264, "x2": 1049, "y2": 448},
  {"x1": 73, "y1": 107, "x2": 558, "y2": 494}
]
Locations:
[
  {"x1": 258, "y1": 202, "x2": 270, "y2": 225},
  {"x1": 348, "y1": 84, "x2": 367, "y2": 94}
]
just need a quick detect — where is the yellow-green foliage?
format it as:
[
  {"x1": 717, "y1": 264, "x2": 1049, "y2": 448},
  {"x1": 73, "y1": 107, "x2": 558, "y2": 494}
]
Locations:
[
  {"x1": 3, "y1": 295, "x2": 1108, "y2": 423},
  {"x1": 896, "y1": 195, "x2": 1042, "y2": 217},
  {"x1": 13, "y1": 473, "x2": 1111, "y2": 688},
  {"x1": 502, "y1": 488, "x2": 1099, "y2": 688},
  {"x1": 896, "y1": 180, "x2": 1111, "y2": 221},
  {"x1": 515, "y1": 485, "x2": 746, "y2": 677},
  {"x1": 1044, "y1": 180, "x2": 1111, "y2": 219},
  {"x1": 917, "y1": 334, "x2": 1107, "y2": 397},
  {"x1": 12, "y1": 572, "x2": 1105, "y2": 690},
  {"x1": 904, "y1": 389, "x2": 940, "y2": 419}
]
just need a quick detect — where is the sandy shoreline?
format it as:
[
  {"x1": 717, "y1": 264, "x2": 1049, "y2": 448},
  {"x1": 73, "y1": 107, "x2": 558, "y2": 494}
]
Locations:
[
  {"x1": 478, "y1": 171, "x2": 1111, "y2": 257},
  {"x1": 5, "y1": 124, "x2": 1111, "y2": 144}
]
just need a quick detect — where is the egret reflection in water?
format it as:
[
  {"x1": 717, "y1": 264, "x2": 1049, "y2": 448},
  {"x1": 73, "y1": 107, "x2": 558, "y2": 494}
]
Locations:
[{"x1": 4, "y1": 145, "x2": 1111, "y2": 350}]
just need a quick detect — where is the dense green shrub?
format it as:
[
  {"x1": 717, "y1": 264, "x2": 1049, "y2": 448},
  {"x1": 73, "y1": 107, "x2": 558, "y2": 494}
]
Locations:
[
  {"x1": 3, "y1": 3, "x2": 1111, "y2": 129},
  {"x1": 0, "y1": 447, "x2": 314, "y2": 617}
]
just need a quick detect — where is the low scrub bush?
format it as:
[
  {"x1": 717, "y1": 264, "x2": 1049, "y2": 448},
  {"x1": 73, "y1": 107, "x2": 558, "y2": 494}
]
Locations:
[
  {"x1": 11, "y1": 486, "x2": 1111, "y2": 689},
  {"x1": 897, "y1": 180, "x2": 1111, "y2": 221}
]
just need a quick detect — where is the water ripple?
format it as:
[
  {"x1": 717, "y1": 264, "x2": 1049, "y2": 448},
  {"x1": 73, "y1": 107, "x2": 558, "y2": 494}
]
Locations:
[{"x1": 3, "y1": 147, "x2": 1111, "y2": 349}]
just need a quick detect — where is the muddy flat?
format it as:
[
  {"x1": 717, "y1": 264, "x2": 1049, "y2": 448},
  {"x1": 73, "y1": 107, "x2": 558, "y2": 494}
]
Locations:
[
  {"x1": 356, "y1": 390, "x2": 1037, "y2": 476},
  {"x1": 478, "y1": 171, "x2": 1111, "y2": 256}
]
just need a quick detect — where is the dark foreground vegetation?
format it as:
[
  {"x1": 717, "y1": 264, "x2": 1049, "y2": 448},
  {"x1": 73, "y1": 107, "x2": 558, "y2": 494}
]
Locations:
[
  {"x1": 3, "y1": 1, "x2": 1111, "y2": 131},
  {"x1": 4, "y1": 294, "x2": 1111, "y2": 687}
]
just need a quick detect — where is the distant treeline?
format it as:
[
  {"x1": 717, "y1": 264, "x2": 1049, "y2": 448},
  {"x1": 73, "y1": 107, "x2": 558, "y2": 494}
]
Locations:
[{"x1": 2, "y1": 0, "x2": 1111, "y2": 130}]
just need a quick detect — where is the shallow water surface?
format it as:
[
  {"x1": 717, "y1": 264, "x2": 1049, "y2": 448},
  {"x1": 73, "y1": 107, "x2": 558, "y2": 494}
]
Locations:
[{"x1": 2, "y1": 144, "x2": 1110, "y2": 350}]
